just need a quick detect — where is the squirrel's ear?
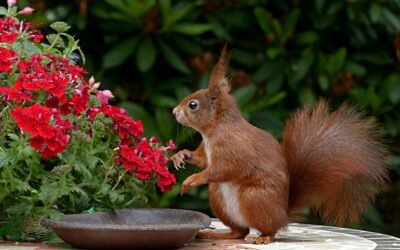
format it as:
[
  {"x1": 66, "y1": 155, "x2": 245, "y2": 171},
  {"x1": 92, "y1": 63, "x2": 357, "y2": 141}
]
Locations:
[{"x1": 208, "y1": 45, "x2": 231, "y2": 99}]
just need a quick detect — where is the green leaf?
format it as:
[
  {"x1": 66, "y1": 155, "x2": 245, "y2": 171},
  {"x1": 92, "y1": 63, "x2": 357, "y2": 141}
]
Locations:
[
  {"x1": 0, "y1": 7, "x2": 7, "y2": 16},
  {"x1": 172, "y1": 36, "x2": 202, "y2": 55},
  {"x1": 327, "y1": 2, "x2": 343, "y2": 15},
  {"x1": 175, "y1": 86, "x2": 192, "y2": 101},
  {"x1": 14, "y1": 179, "x2": 31, "y2": 192},
  {"x1": 234, "y1": 49, "x2": 261, "y2": 67},
  {"x1": 46, "y1": 34, "x2": 65, "y2": 48},
  {"x1": 172, "y1": 23, "x2": 213, "y2": 35},
  {"x1": 354, "y1": 52, "x2": 393, "y2": 65},
  {"x1": 6, "y1": 202, "x2": 34, "y2": 217},
  {"x1": 243, "y1": 92, "x2": 286, "y2": 113},
  {"x1": 0, "y1": 152, "x2": 11, "y2": 168},
  {"x1": 38, "y1": 182, "x2": 67, "y2": 204},
  {"x1": 345, "y1": 61, "x2": 366, "y2": 76},
  {"x1": 250, "y1": 111, "x2": 284, "y2": 136},
  {"x1": 234, "y1": 85, "x2": 256, "y2": 106},
  {"x1": 150, "y1": 95, "x2": 177, "y2": 108},
  {"x1": 289, "y1": 52, "x2": 315, "y2": 86},
  {"x1": 160, "y1": 1, "x2": 197, "y2": 32},
  {"x1": 125, "y1": 0, "x2": 156, "y2": 17},
  {"x1": 266, "y1": 74, "x2": 284, "y2": 94},
  {"x1": 366, "y1": 86, "x2": 381, "y2": 111},
  {"x1": 266, "y1": 47, "x2": 284, "y2": 59},
  {"x1": 109, "y1": 190, "x2": 119, "y2": 203},
  {"x1": 282, "y1": 8, "x2": 301, "y2": 43},
  {"x1": 61, "y1": 33, "x2": 85, "y2": 64},
  {"x1": 318, "y1": 75, "x2": 329, "y2": 91},
  {"x1": 50, "y1": 21, "x2": 71, "y2": 33},
  {"x1": 159, "y1": 0, "x2": 171, "y2": 17},
  {"x1": 272, "y1": 19, "x2": 283, "y2": 39},
  {"x1": 155, "y1": 109, "x2": 174, "y2": 141},
  {"x1": 382, "y1": 8, "x2": 400, "y2": 31},
  {"x1": 47, "y1": 209, "x2": 63, "y2": 220},
  {"x1": 8, "y1": 6, "x2": 17, "y2": 16},
  {"x1": 254, "y1": 8, "x2": 274, "y2": 33},
  {"x1": 158, "y1": 40, "x2": 190, "y2": 74},
  {"x1": 77, "y1": 47, "x2": 86, "y2": 65},
  {"x1": 327, "y1": 48, "x2": 346, "y2": 75},
  {"x1": 104, "y1": 0, "x2": 131, "y2": 16},
  {"x1": 21, "y1": 40, "x2": 41, "y2": 55},
  {"x1": 7, "y1": 133, "x2": 19, "y2": 141},
  {"x1": 384, "y1": 74, "x2": 400, "y2": 104},
  {"x1": 253, "y1": 61, "x2": 276, "y2": 82},
  {"x1": 315, "y1": 0, "x2": 325, "y2": 13},
  {"x1": 136, "y1": 37, "x2": 157, "y2": 72},
  {"x1": 102, "y1": 36, "x2": 140, "y2": 69},
  {"x1": 369, "y1": 3, "x2": 382, "y2": 23},
  {"x1": 364, "y1": 206, "x2": 385, "y2": 227},
  {"x1": 299, "y1": 87, "x2": 316, "y2": 106},
  {"x1": 296, "y1": 31, "x2": 319, "y2": 45}
]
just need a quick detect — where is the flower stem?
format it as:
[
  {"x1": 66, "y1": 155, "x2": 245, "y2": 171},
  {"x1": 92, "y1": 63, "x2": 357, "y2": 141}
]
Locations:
[
  {"x1": 46, "y1": 32, "x2": 61, "y2": 51},
  {"x1": 111, "y1": 170, "x2": 126, "y2": 191}
]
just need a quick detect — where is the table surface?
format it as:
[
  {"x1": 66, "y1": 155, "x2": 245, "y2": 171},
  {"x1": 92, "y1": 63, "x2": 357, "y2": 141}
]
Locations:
[{"x1": 1, "y1": 221, "x2": 399, "y2": 250}]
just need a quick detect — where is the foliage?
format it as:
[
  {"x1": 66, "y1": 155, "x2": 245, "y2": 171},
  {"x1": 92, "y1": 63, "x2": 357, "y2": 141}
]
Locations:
[
  {"x1": 0, "y1": 2, "x2": 177, "y2": 240},
  {"x1": 16, "y1": 0, "x2": 400, "y2": 236}
]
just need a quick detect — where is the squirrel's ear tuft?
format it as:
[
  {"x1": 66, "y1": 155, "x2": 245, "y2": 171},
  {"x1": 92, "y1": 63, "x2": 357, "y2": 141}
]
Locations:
[{"x1": 208, "y1": 45, "x2": 231, "y2": 99}]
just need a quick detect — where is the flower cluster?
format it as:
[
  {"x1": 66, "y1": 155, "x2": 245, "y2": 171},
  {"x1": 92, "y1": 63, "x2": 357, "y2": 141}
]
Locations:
[
  {"x1": 117, "y1": 137, "x2": 176, "y2": 192},
  {"x1": 11, "y1": 104, "x2": 71, "y2": 159},
  {"x1": 0, "y1": 8, "x2": 176, "y2": 192},
  {"x1": 0, "y1": 17, "x2": 42, "y2": 44}
]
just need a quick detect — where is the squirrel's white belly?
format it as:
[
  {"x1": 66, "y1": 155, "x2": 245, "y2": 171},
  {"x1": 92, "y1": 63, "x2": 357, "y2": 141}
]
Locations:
[
  {"x1": 202, "y1": 135, "x2": 248, "y2": 227},
  {"x1": 219, "y1": 183, "x2": 248, "y2": 227}
]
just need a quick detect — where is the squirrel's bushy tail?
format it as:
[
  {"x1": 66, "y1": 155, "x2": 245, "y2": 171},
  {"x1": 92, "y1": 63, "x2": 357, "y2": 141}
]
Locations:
[{"x1": 283, "y1": 100, "x2": 388, "y2": 225}]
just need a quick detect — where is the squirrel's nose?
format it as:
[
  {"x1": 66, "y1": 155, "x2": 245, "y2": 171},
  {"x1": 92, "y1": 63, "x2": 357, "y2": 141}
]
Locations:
[{"x1": 172, "y1": 107, "x2": 178, "y2": 116}]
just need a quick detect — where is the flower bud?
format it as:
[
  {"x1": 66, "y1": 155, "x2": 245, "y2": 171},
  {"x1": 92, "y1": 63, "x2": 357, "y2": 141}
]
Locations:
[
  {"x1": 7, "y1": 0, "x2": 17, "y2": 7},
  {"x1": 19, "y1": 7, "x2": 34, "y2": 15},
  {"x1": 89, "y1": 76, "x2": 95, "y2": 85},
  {"x1": 166, "y1": 139, "x2": 177, "y2": 150},
  {"x1": 93, "y1": 83, "x2": 100, "y2": 90},
  {"x1": 96, "y1": 90, "x2": 114, "y2": 105}
]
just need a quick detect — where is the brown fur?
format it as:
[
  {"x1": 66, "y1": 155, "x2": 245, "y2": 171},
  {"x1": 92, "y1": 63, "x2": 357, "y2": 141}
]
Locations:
[{"x1": 171, "y1": 48, "x2": 389, "y2": 244}]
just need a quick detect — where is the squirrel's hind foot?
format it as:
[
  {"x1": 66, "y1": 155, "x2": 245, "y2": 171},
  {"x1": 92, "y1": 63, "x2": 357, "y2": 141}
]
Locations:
[{"x1": 244, "y1": 235, "x2": 274, "y2": 244}]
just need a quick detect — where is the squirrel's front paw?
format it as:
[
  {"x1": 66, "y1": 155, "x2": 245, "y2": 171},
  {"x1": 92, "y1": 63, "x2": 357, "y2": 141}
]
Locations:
[
  {"x1": 171, "y1": 149, "x2": 193, "y2": 170},
  {"x1": 181, "y1": 173, "x2": 205, "y2": 194}
]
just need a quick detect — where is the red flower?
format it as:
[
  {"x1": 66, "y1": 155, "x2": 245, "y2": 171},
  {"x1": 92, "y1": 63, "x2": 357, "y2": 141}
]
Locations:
[
  {"x1": 0, "y1": 17, "x2": 43, "y2": 44},
  {"x1": 101, "y1": 105, "x2": 144, "y2": 139},
  {"x1": 11, "y1": 105, "x2": 52, "y2": 136},
  {"x1": 116, "y1": 139, "x2": 176, "y2": 192},
  {"x1": 0, "y1": 47, "x2": 17, "y2": 73},
  {"x1": 71, "y1": 86, "x2": 89, "y2": 114},
  {"x1": 0, "y1": 83, "x2": 33, "y2": 103},
  {"x1": 0, "y1": 18, "x2": 18, "y2": 44},
  {"x1": 10, "y1": 104, "x2": 71, "y2": 159}
]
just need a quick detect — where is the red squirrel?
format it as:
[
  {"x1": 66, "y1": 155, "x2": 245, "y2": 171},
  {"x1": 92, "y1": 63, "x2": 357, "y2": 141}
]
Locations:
[{"x1": 171, "y1": 46, "x2": 388, "y2": 244}]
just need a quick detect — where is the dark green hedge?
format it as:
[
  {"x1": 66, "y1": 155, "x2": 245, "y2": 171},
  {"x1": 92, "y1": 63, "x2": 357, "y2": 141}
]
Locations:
[{"x1": 23, "y1": 0, "x2": 400, "y2": 236}]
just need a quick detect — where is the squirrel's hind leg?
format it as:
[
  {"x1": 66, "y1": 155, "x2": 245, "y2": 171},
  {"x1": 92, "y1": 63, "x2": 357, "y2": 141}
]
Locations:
[
  {"x1": 240, "y1": 186, "x2": 289, "y2": 244},
  {"x1": 199, "y1": 183, "x2": 250, "y2": 240}
]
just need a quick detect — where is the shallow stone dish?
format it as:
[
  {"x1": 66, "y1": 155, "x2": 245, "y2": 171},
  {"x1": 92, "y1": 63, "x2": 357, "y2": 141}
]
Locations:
[{"x1": 41, "y1": 208, "x2": 211, "y2": 249}]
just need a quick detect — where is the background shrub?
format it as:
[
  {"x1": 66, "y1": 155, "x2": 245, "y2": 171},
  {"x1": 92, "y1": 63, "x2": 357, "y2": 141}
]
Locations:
[{"x1": 15, "y1": 0, "x2": 400, "y2": 236}]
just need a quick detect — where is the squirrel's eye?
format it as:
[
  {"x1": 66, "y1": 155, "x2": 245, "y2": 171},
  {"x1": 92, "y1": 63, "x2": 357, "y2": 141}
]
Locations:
[{"x1": 188, "y1": 101, "x2": 198, "y2": 110}]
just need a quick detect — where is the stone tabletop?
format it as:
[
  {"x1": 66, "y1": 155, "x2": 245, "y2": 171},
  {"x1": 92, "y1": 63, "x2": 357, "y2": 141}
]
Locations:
[{"x1": 1, "y1": 221, "x2": 399, "y2": 250}]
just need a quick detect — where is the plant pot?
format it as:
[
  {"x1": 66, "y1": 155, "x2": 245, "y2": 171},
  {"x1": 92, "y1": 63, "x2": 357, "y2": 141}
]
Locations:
[{"x1": 42, "y1": 208, "x2": 211, "y2": 249}]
